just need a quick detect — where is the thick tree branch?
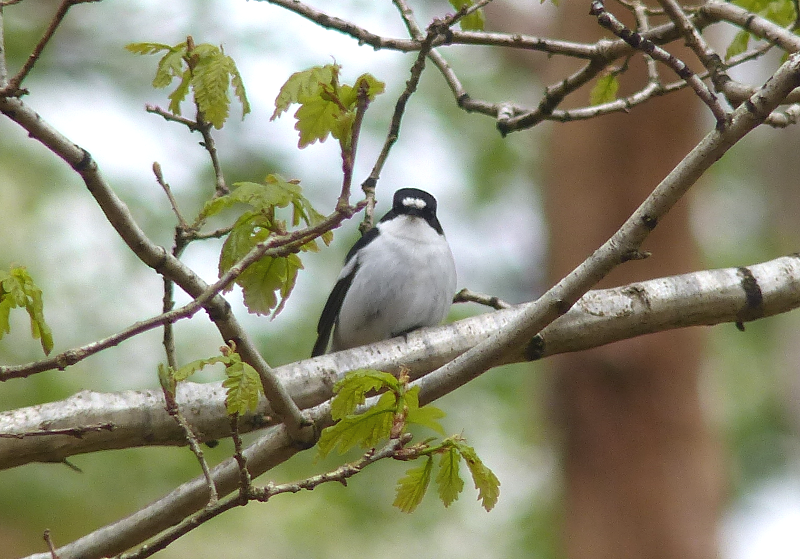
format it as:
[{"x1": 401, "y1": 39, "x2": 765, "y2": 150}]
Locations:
[
  {"x1": 5, "y1": 254, "x2": 800, "y2": 470},
  {"x1": 415, "y1": 52, "x2": 800, "y2": 405},
  {"x1": 15, "y1": 251, "x2": 800, "y2": 559}
]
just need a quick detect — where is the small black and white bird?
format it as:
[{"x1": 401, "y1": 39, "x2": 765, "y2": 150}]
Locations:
[{"x1": 311, "y1": 188, "x2": 457, "y2": 357}]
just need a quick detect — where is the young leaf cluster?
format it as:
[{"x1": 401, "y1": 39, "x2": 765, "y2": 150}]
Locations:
[
  {"x1": 201, "y1": 175, "x2": 331, "y2": 318},
  {"x1": 317, "y1": 370, "x2": 444, "y2": 456},
  {"x1": 394, "y1": 435, "x2": 501, "y2": 513},
  {"x1": 160, "y1": 344, "x2": 263, "y2": 416},
  {"x1": 271, "y1": 64, "x2": 385, "y2": 149},
  {"x1": 0, "y1": 266, "x2": 53, "y2": 355},
  {"x1": 317, "y1": 370, "x2": 500, "y2": 513},
  {"x1": 126, "y1": 38, "x2": 250, "y2": 129},
  {"x1": 726, "y1": 0, "x2": 797, "y2": 59}
]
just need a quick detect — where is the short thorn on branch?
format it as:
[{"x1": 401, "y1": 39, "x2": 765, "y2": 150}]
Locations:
[
  {"x1": 621, "y1": 249, "x2": 651, "y2": 262},
  {"x1": 453, "y1": 288, "x2": 511, "y2": 309},
  {"x1": 43, "y1": 529, "x2": 58, "y2": 559},
  {"x1": 146, "y1": 105, "x2": 199, "y2": 130}
]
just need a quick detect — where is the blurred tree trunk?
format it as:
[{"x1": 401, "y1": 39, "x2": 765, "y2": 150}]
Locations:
[
  {"x1": 490, "y1": 2, "x2": 724, "y2": 558},
  {"x1": 543, "y1": 4, "x2": 723, "y2": 559}
]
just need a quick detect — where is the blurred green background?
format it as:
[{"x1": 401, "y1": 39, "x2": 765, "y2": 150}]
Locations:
[{"x1": 1, "y1": 1, "x2": 799, "y2": 558}]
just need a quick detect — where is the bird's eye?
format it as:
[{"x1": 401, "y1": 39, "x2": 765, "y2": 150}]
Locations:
[{"x1": 402, "y1": 197, "x2": 426, "y2": 209}]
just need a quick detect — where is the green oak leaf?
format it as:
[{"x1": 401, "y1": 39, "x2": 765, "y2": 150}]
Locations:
[
  {"x1": 238, "y1": 253, "x2": 303, "y2": 317},
  {"x1": 127, "y1": 39, "x2": 249, "y2": 127},
  {"x1": 394, "y1": 456, "x2": 434, "y2": 513},
  {"x1": 436, "y1": 446, "x2": 464, "y2": 507},
  {"x1": 222, "y1": 358, "x2": 263, "y2": 415},
  {"x1": 330, "y1": 369, "x2": 400, "y2": 421},
  {"x1": 456, "y1": 441, "x2": 501, "y2": 511},
  {"x1": 272, "y1": 64, "x2": 339, "y2": 120},
  {"x1": 726, "y1": 30, "x2": 751, "y2": 60},
  {"x1": 317, "y1": 392, "x2": 396, "y2": 457},
  {"x1": 272, "y1": 64, "x2": 384, "y2": 149},
  {"x1": 590, "y1": 73, "x2": 619, "y2": 106}
]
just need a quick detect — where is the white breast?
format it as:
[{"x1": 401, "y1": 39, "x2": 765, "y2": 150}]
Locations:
[{"x1": 332, "y1": 215, "x2": 457, "y2": 351}]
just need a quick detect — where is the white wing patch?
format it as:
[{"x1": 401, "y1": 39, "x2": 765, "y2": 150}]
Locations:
[{"x1": 402, "y1": 196, "x2": 427, "y2": 209}]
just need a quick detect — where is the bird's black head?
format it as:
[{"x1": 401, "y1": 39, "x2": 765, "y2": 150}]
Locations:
[
  {"x1": 393, "y1": 188, "x2": 437, "y2": 217},
  {"x1": 381, "y1": 188, "x2": 444, "y2": 234}
]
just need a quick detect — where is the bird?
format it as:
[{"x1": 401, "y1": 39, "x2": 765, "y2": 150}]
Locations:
[{"x1": 311, "y1": 188, "x2": 457, "y2": 357}]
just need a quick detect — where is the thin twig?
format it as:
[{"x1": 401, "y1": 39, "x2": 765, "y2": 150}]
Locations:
[
  {"x1": 446, "y1": 0, "x2": 493, "y2": 27},
  {"x1": 161, "y1": 278, "x2": 179, "y2": 369},
  {"x1": 161, "y1": 382, "x2": 219, "y2": 505},
  {"x1": 192, "y1": 224, "x2": 235, "y2": 239},
  {"x1": 196, "y1": 118, "x2": 229, "y2": 197},
  {"x1": 452, "y1": 288, "x2": 511, "y2": 310},
  {"x1": 152, "y1": 162, "x2": 189, "y2": 230},
  {"x1": 360, "y1": 0, "x2": 439, "y2": 234},
  {"x1": 152, "y1": 161, "x2": 191, "y2": 370},
  {"x1": 338, "y1": 79, "x2": 371, "y2": 211},
  {"x1": 499, "y1": 57, "x2": 609, "y2": 135},
  {"x1": 230, "y1": 415, "x2": 251, "y2": 496},
  {"x1": 262, "y1": 0, "x2": 419, "y2": 51},
  {"x1": 146, "y1": 105, "x2": 198, "y2": 129},
  {"x1": 590, "y1": 1, "x2": 728, "y2": 128},
  {"x1": 0, "y1": 0, "x2": 102, "y2": 96},
  {"x1": 657, "y1": 0, "x2": 732, "y2": 96},
  {"x1": 249, "y1": 434, "x2": 411, "y2": 501},
  {"x1": 632, "y1": 1, "x2": 661, "y2": 85},
  {"x1": 146, "y1": 104, "x2": 229, "y2": 197}
]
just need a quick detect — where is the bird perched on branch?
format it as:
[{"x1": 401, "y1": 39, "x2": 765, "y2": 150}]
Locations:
[{"x1": 311, "y1": 188, "x2": 457, "y2": 356}]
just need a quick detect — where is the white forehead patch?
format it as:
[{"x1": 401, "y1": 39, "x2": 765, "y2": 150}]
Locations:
[{"x1": 402, "y1": 196, "x2": 427, "y2": 210}]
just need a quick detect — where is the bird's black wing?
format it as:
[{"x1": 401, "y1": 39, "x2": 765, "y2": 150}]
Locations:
[
  {"x1": 311, "y1": 264, "x2": 358, "y2": 357},
  {"x1": 311, "y1": 227, "x2": 381, "y2": 357}
]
